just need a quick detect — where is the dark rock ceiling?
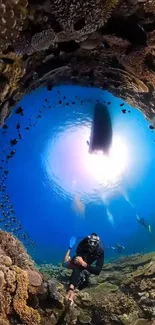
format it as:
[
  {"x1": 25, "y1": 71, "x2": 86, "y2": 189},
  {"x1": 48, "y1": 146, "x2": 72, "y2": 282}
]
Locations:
[{"x1": 0, "y1": 0, "x2": 155, "y2": 125}]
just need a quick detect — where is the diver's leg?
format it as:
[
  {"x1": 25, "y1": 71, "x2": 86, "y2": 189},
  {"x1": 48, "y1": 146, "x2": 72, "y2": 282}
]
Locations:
[{"x1": 65, "y1": 267, "x2": 82, "y2": 304}]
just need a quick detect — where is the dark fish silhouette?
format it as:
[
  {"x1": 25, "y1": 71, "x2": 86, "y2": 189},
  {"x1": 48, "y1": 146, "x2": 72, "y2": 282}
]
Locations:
[
  {"x1": 87, "y1": 103, "x2": 112, "y2": 155},
  {"x1": 16, "y1": 122, "x2": 20, "y2": 129},
  {"x1": 10, "y1": 139, "x2": 18, "y2": 146},
  {"x1": 3, "y1": 124, "x2": 8, "y2": 129},
  {"x1": 16, "y1": 107, "x2": 23, "y2": 115},
  {"x1": 10, "y1": 150, "x2": 16, "y2": 156}
]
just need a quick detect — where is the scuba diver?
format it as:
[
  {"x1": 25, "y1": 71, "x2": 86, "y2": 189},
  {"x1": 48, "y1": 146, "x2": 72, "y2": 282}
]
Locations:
[
  {"x1": 62, "y1": 233, "x2": 104, "y2": 306},
  {"x1": 136, "y1": 215, "x2": 152, "y2": 233},
  {"x1": 110, "y1": 243, "x2": 125, "y2": 254}
]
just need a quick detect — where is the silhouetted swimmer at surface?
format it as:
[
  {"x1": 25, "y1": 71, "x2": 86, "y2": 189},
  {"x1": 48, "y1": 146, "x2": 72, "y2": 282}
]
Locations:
[
  {"x1": 62, "y1": 233, "x2": 104, "y2": 306},
  {"x1": 87, "y1": 103, "x2": 112, "y2": 155}
]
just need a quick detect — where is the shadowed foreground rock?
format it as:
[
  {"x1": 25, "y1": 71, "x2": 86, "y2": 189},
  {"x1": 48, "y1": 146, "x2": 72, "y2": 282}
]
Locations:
[
  {"x1": 0, "y1": 0, "x2": 155, "y2": 125},
  {"x1": 1, "y1": 230, "x2": 154, "y2": 325}
]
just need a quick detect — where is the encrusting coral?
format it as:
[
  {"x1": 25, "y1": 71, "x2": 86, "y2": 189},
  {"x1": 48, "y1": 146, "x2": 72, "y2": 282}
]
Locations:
[
  {"x1": 0, "y1": 52, "x2": 25, "y2": 103},
  {"x1": 0, "y1": 231, "x2": 42, "y2": 325},
  {"x1": 0, "y1": 0, "x2": 28, "y2": 53},
  {"x1": 13, "y1": 266, "x2": 41, "y2": 325},
  {"x1": 0, "y1": 230, "x2": 34, "y2": 269}
]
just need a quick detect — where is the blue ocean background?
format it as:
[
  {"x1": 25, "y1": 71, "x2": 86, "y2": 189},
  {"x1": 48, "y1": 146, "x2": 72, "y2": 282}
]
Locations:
[{"x1": 0, "y1": 85, "x2": 155, "y2": 265}]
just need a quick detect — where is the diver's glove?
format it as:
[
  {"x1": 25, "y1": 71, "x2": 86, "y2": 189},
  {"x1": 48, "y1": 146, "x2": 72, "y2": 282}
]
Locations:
[{"x1": 69, "y1": 236, "x2": 76, "y2": 249}]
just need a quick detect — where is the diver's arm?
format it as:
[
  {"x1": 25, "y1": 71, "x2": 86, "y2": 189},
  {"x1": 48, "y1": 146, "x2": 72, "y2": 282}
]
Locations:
[
  {"x1": 85, "y1": 252, "x2": 104, "y2": 275},
  {"x1": 62, "y1": 249, "x2": 71, "y2": 266}
]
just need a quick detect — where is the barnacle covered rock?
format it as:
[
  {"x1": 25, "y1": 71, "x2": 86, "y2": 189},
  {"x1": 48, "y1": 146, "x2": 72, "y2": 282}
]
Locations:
[{"x1": 0, "y1": 0, "x2": 28, "y2": 53}]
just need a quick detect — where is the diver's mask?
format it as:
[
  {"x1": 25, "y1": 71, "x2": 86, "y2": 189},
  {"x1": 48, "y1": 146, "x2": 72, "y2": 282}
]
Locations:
[{"x1": 88, "y1": 234, "x2": 100, "y2": 251}]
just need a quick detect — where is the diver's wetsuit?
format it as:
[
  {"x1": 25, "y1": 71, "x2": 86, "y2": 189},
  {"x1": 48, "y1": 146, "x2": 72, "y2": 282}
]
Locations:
[{"x1": 69, "y1": 237, "x2": 104, "y2": 289}]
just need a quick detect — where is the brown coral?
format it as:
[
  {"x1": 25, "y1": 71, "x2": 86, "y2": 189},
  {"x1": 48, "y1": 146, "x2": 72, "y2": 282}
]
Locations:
[
  {"x1": 0, "y1": 230, "x2": 35, "y2": 269},
  {"x1": 0, "y1": 0, "x2": 28, "y2": 53},
  {"x1": 0, "y1": 52, "x2": 25, "y2": 102},
  {"x1": 13, "y1": 266, "x2": 41, "y2": 325},
  {"x1": 0, "y1": 232, "x2": 43, "y2": 325},
  {"x1": 0, "y1": 270, "x2": 5, "y2": 289}
]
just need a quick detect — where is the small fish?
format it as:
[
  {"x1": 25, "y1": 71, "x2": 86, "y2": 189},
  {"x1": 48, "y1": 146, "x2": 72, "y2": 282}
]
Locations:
[
  {"x1": 10, "y1": 138, "x2": 18, "y2": 146},
  {"x1": 47, "y1": 84, "x2": 53, "y2": 91},
  {"x1": 6, "y1": 155, "x2": 11, "y2": 160},
  {"x1": 16, "y1": 122, "x2": 20, "y2": 130},
  {"x1": 25, "y1": 127, "x2": 30, "y2": 130},
  {"x1": 10, "y1": 150, "x2": 16, "y2": 156},
  {"x1": 3, "y1": 124, "x2": 8, "y2": 129},
  {"x1": 15, "y1": 107, "x2": 23, "y2": 115}
]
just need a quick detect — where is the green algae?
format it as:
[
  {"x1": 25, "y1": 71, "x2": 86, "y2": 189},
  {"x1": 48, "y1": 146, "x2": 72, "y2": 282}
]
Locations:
[
  {"x1": 94, "y1": 281, "x2": 119, "y2": 293},
  {"x1": 79, "y1": 311, "x2": 91, "y2": 324},
  {"x1": 134, "y1": 319, "x2": 151, "y2": 325}
]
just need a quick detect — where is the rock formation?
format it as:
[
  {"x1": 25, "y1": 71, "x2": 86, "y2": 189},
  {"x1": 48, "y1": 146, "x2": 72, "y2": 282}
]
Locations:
[
  {"x1": 0, "y1": 0, "x2": 155, "y2": 125},
  {"x1": 0, "y1": 230, "x2": 42, "y2": 325},
  {"x1": 1, "y1": 230, "x2": 155, "y2": 325}
]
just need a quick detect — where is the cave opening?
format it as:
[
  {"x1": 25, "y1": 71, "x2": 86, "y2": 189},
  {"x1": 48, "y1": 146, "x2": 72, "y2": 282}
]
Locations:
[{"x1": 0, "y1": 85, "x2": 154, "y2": 266}]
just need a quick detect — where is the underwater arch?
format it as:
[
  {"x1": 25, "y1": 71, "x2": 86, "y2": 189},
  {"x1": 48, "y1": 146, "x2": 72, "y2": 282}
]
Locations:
[{"x1": 0, "y1": 84, "x2": 155, "y2": 264}]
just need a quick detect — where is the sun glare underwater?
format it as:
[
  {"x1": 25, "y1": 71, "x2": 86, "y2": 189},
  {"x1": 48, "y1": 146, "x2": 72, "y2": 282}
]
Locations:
[{"x1": 0, "y1": 85, "x2": 155, "y2": 264}]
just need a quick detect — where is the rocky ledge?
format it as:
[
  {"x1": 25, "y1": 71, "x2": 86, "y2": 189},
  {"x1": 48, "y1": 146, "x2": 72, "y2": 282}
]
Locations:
[
  {"x1": 0, "y1": 0, "x2": 155, "y2": 126},
  {"x1": 1, "y1": 230, "x2": 155, "y2": 325}
]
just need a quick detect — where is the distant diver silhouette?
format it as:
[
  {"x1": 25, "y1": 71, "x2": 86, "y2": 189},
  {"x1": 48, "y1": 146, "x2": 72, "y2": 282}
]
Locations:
[
  {"x1": 136, "y1": 215, "x2": 152, "y2": 234},
  {"x1": 87, "y1": 103, "x2": 112, "y2": 155}
]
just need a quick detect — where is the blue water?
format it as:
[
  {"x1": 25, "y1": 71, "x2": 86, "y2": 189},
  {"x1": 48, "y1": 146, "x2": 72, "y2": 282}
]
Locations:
[{"x1": 0, "y1": 85, "x2": 155, "y2": 264}]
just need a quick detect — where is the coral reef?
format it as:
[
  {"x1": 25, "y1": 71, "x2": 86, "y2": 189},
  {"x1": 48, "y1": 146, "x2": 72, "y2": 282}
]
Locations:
[
  {"x1": 38, "y1": 253, "x2": 155, "y2": 325},
  {"x1": 13, "y1": 266, "x2": 41, "y2": 325},
  {"x1": 0, "y1": 0, "x2": 155, "y2": 122},
  {"x1": 0, "y1": 230, "x2": 34, "y2": 269},
  {"x1": 0, "y1": 231, "x2": 42, "y2": 325},
  {"x1": 1, "y1": 231, "x2": 155, "y2": 325},
  {"x1": 0, "y1": 0, "x2": 28, "y2": 53}
]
